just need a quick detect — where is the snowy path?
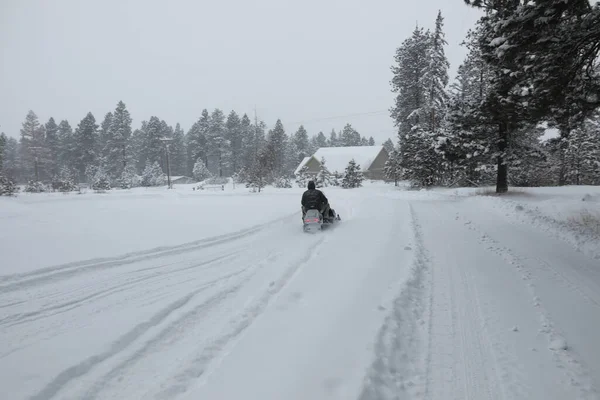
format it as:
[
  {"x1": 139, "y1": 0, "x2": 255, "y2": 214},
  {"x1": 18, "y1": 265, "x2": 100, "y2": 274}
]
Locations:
[{"x1": 1, "y1": 185, "x2": 599, "y2": 399}]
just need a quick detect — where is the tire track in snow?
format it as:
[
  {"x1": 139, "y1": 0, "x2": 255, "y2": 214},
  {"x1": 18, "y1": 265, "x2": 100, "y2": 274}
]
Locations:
[
  {"x1": 458, "y1": 213, "x2": 599, "y2": 399},
  {"x1": 0, "y1": 212, "x2": 296, "y2": 292},
  {"x1": 26, "y1": 266, "x2": 253, "y2": 400},
  {"x1": 358, "y1": 203, "x2": 431, "y2": 400},
  {"x1": 154, "y1": 235, "x2": 329, "y2": 399},
  {"x1": 0, "y1": 253, "x2": 241, "y2": 328}
]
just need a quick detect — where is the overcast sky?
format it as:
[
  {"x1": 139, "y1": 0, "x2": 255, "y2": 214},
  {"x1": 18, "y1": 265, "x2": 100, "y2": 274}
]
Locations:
[{"x1": 0, "y1": 0, "x2": 482, "y2": 144}]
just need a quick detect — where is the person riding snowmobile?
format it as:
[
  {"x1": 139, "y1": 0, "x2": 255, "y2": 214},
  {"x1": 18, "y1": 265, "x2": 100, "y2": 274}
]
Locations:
[{"x1": 301, "y1": 180, "x2": 335, "y2": 221}]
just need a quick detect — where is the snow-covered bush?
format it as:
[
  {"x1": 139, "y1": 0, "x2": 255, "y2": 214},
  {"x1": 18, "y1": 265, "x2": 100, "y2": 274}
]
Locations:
[
  {"x1": 274, "y1": 176, "x2": 292, "y2": 188},
  {"x1": 51, "y1": 167, "x2": 78, "y2": 192},
  {"x1": 192, "y1": 158, "x2": 212, "y2": 181},
  {"x1": 141, "y1": 161, "x2": 166, "y2": 187},
  {"x1": 118, "y1": 164, "x2": 141, "y2": 189},
  {"x1": 341, "y1": 159, "x2": 364, "y2": 188},
  {"x1": 315, "y1": 157, "x2": 332, "y2": 188},
  {"x1": 295, "y1": 166, "x2": 311, "y2": 188},
  {"x1": 92, "y1": 166, "x2": 111, "y2": 192},
  {"x1": 0, "y1": 174, "x2": 18, "y2": 196},
  {"x1": 25, "y1": 180, "x2": 47, "y2": 193}
]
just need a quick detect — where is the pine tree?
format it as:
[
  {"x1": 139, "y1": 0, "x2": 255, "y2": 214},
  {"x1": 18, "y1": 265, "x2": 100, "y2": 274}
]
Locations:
[
  {"x1": 45, "y1": 118, "x2": 60, "y2": 178},
  {"x1": 206, "y1": 109, "x2": 230, "y2": 177},
  {"x1": 3, "y1": 137, "x2": 20, "y2": 181},
  {"x1": 293, "y1": 125, "x2": 310, "y2": 160},
  {"x1": 266, "y1": 119, "x2": 287, "y2": 176},
  {"x1": 315, "y1": 157, "x2": 332, "y2": 187},
  {"x1": 142, "y1": 116, "x2": 164, "y2": 168},
  {"x1": 57, "y1": 120, "x2": 76, "y2": 173},
  {"x1": 106, "y1": 101, "x2": 133, "y2": 178},
  {"x1": 384, "y1": 148, "x2": 402, "y2": 186},
  {"x1": 141, "y1": 161, "x2": 166, "y2": 187},
  {"x1": 340, "y1": 124, "x2": 362, "y2": 146},
  {"x1": 186, "y1": 109, "x2": 209, "y2": 175},
  {"x1": 246, "y1": 146, "x2": 271, "y2": 192},
  {"x1": 368, "y1": 137, "x2": 376, "y2": 146},
  {"x1": 53, "y1": 166, "x2": 78, "y2": 192},
  {"x1": 98, "y1": 112, "x2": 113, "y2": 159},
  {"x1": 0, "y1": 133, "x2": 6, "y2": 173},
  {"x1": 75, "y1": 112, "x2": 99, "y2": 181},
  {"x1": 118, "y1": 163, "x2": 140, "y2": 189},
  {"x1": 383, "y1": 138, "x2": 395, "y2": 155},
  {"x1": 0, "y1": 174, "x2": 17, "y2": 196},
  {"x1": 170, "y1": 123, "x2": 187, "y2": 176},
  {"x1": 19, "y1": 110, "x2": 47, "y2": 181},
  {"x1": 192, "y1": 158, "x2": 212, "y2": 181},
  {"x1": 92, "y1": 165, "x2": 111, "y2": 192},
  {"x1": 295, "y1": 166, "x2": 311, "y2": 188},
  {"x1": 314, "y1": 131, "x2": 328, "y2": 148},
  {"x1": 226, "y1": 111, "x2": 243, "y2": 174},
  {"x1": 328, "y1": 129, "x2": 339, "y2": 147},
  {"x1": 425, "y1": 11, "x2": 450, "y2": 133},
  {"x1": 341, "y1": 159, "x2": 364, "y2": 188}
]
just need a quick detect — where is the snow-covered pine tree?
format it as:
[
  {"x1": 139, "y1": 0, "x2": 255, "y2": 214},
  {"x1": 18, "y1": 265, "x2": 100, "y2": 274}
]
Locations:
[
  {"x1": 425, "y1": 11, "x2": 450, "y2": 134},
  {"x1": 0, "y1": 174, "x2": 17, "y2": 196},
  {"x1": 141, "y1": 161, "x2": 166, "y2": 187},
  {"x1": 368, "y1": 137, "x2": 375, "y2": 146},
  {"x1": 266, "y1": 119, "x2": 287, "y2": 177},
  {"x1": 192, "y1": 158, "x2": 212, "y2": 181},
  {"x1": 361, "y1": 137, "x2": 369, "y2": 146},
  {"x1": 293, "y1": 125, "x2": 310, "y2": 160},
  {"x1": 45, "y1": 118, "x2": 60, "y2": 178},
  {"x1": 295, "y1": 166, "x2": 311, "y2": 188},
  {"x1": 186, "y1": 110, "x2": 209, "y2": 175},
  {"x1": 382, "y1": 138, "x2": 395, "y2": 155},
  {"x1": 0, "y1": 133, "x2": 5, "y2": 173},
  {"x1": 105, "y1": 101, "x2": 133, "y2": 178},
  {"x1": 118, "y1": 163, "x2": 140, "y2": 189},
  {"x1": 92, "y1": 165, "x2": 111, "y2": 192},
  {"x1": 52, "y1": 166, "x2": 78, "y2": 192},
  {"x1": 314, "y1": 131, "x2": 328, "y2": 149},
  {"x1": 170, "y1": 123, "x2": 187, "y2": 176},
  {"x1": 340, "y1": 124, "x2": 362, "y2": 147},
  {"x1": 274, "y1": 176, "x2": 292, "y2": 188},
  {"x1": 328, "y1": 129, "x2": 339, "y2": 147},
  {"x1": 57, "y1": 120, "x2": 76, "y2": 174},
  {"x1": 341, "y1": 159, "x2": 364, "y2": 188},
  {"x1": 315, "y1": 157, "x2": 332, "y2": 188},
  {"x1": 98, "y1": 112, "x2": 113, "y2": 159},
  {"x1": 2, "y1": 136, "x2": 20, "y2": 181},
  {"x1": 141, "y1": 116, "x2": 164, "y2": 169},
  {"x1": 564, "y1": 117, "x2": 600, "y2": 185},
  {"x1": 241, "y1": 114, "x2": 266, "y2": 175},
  {"x1": 19, "y1": 110, "x2": 47, "y2": 181},
  {"x1": 246, "y1": 146, "x2": 271, "y2": 192},
  {"x1": 391, "y1": 26, "x2": 435, "y2": 187},
  {"x1": 206, "y1": 109, "x2": 231, "y2": 177},
  {"x1": 226, "y1": 111, "x2": 243, "y2": 175},
  {"x1": 75, "y1": 112, "x2": 99, "y2": 181},
  {"x1": 284, "y1": 139, "x2": 299, "y2": 177},
  {"x1": 384, "y1": 148, "x2": 402, "y2": 186}
]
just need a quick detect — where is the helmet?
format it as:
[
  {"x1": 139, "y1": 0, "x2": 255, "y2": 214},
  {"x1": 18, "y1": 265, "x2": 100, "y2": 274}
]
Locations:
[{"x1": 307, "y1": 180, "x2": 316, "y2": 190}]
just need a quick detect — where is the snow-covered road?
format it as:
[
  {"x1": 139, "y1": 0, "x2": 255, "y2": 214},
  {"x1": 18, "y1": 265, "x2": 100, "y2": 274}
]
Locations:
[{"x1": 1, "y1": 184, "x2": 599, "y2": 399}]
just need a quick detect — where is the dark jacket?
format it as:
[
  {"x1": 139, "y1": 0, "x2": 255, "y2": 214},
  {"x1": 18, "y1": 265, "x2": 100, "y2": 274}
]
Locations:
[{"x1": 301, "y1": 189, "x2": 328, "y2": 209}]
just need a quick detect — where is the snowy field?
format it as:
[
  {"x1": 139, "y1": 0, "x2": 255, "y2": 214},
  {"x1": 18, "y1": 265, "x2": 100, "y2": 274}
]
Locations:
[{"x1": 1, "y1": 182, "x2": 599, "y2": 399}]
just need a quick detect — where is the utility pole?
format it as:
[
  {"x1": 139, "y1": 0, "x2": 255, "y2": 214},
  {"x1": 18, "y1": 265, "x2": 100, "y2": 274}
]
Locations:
[
  {"x1": 160, "y1": 138, "x2": 174, "y2": 189},
  {"x1": 29, "y1": 146, "x2": 43, "y2": 182}
]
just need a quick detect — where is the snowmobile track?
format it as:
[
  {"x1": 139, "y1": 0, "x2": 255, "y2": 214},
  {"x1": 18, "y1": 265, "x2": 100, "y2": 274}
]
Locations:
[{"x1": 0, "y1": 212, "x2": 296, "y2": 293}]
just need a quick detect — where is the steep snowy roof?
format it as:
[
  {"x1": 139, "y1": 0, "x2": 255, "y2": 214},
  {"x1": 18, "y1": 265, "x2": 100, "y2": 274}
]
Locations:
[
  {"x1": 313, "y1": 146, "x2": 384, "y2": 173},
  {"x1": 294, "y1": 156, "x2": 312, "y2": 175}
]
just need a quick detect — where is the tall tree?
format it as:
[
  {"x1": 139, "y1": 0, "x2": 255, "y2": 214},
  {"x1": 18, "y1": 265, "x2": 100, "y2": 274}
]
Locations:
[
  {"x1": 19, "y1": 111, "x2": 47, "y2": 181},
  {"x1": 206, "y1": 108, "x2": 230, "y2": 177},
  {"x1": 424, "y1": 11, "x2": 450, "y2": 133},
  {"x1": 74, "y1": 112, "x2": 99, "y2": 180},
  {"x1": 0, "y1": 133, "x2": 6, "y2": 173},
  {"x1": 106, "y1": 101, "x2": 133, "y2": 178},
  {"x1": 226, "y1": 111, "x2": 243, "y2": 174},
  {"x1": 383, "y1": 138, "x2": 395, "y2": 154},
  {"x1": 340, "y1": 123, "x2": 362, "y2": 146},
  {"x1": 143, "y1": 116, "x2": 165, "y2": 168},
  {"x1": 186, "y1": 109, "x2": 209, "y2": 175},
  {"x1": 293, "y1": 125, "x2": 310, "y2": 161},
  {"x1": 328, "y1": 129, "x2": 339, "y2": 147},
  {"x1": 2, "y1": 137, "x2": 20, "y2": 180},
  {"x1": 266, "y1": 119, "x2": 288, "y2": 176},
  {"x1": 170, "y1": 123, "x2": 187, "y2": 176},
  {"x1": 45, "y1": 118, "x2": 60, "y2": 177},
  {"x1": 98, "y1": 112, "x2": 113, "y2": 158}
]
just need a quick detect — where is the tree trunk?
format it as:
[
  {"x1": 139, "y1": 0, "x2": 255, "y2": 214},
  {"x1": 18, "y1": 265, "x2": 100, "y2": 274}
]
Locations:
[{"x1": 496, "y1": 122, "x2": 508, "y2": 193}]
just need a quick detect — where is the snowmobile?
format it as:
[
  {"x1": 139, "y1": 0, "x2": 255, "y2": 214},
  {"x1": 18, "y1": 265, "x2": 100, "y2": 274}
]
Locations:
[{"x1": 302, "y1": 207, "x2": 341, "y2": 233}]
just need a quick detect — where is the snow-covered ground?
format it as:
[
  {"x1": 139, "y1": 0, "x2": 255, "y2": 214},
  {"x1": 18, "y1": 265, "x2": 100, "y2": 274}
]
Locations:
[{"x1": 1, "y1": 182, "x2": 599, "y2": 399}]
